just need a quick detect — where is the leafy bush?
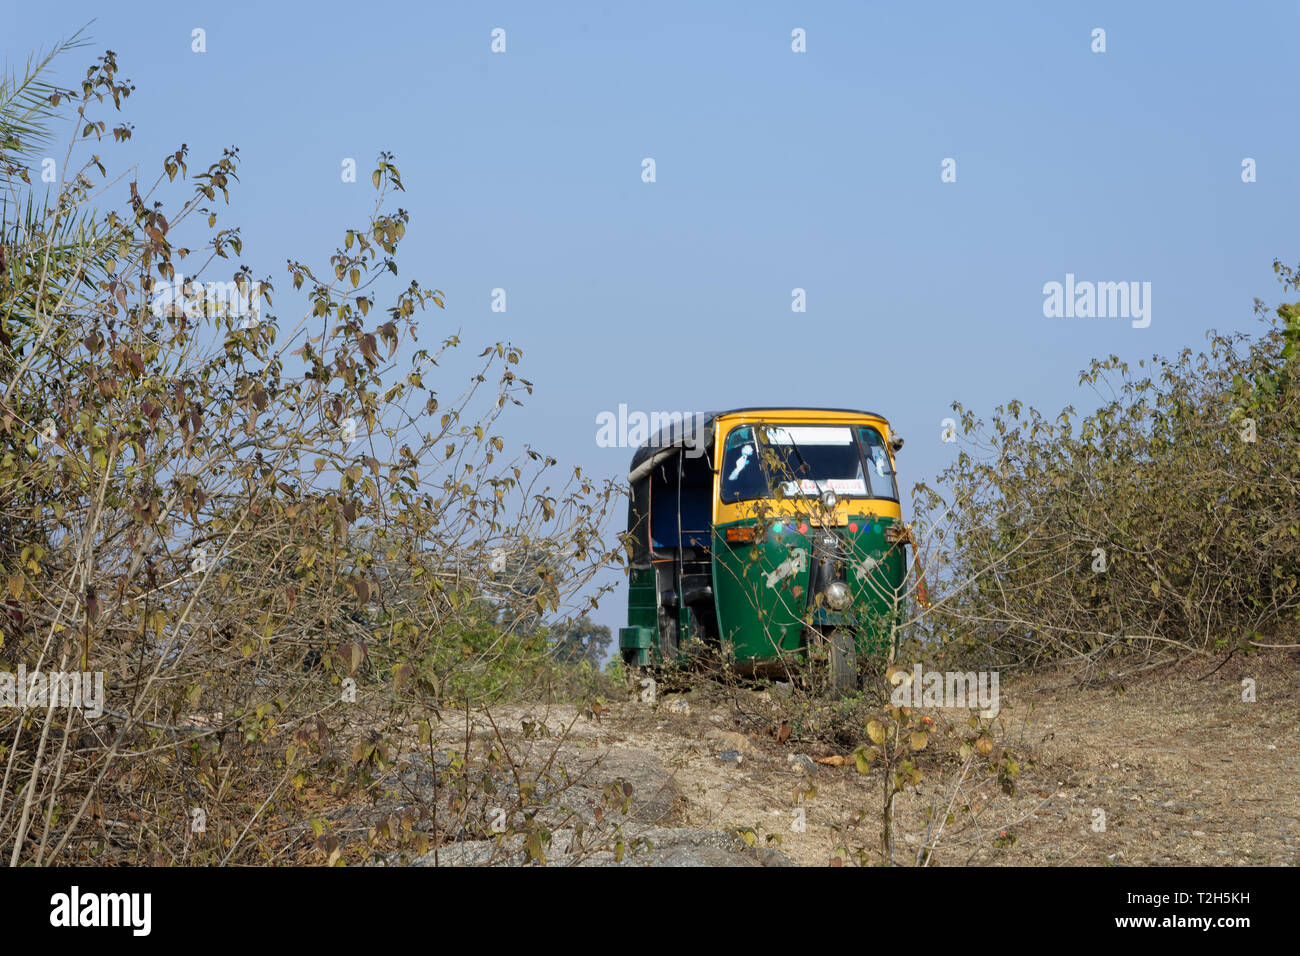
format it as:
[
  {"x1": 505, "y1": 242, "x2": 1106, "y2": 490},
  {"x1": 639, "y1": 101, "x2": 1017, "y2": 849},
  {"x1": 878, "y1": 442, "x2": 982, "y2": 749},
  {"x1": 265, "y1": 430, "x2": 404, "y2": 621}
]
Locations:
[
  {"x1": 0, "y1": 45, "x2": 620, "y2": 864},
  {"x1": 911, "y1": 263, "x2": 1300, "y2": 668}
]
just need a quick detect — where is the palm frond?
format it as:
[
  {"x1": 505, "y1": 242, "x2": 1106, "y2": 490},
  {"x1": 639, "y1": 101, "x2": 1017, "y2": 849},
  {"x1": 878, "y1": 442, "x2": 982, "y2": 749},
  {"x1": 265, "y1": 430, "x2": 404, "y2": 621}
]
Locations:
[{"x1": 0, "y1": 26, "x2": 93, "y2": 167}]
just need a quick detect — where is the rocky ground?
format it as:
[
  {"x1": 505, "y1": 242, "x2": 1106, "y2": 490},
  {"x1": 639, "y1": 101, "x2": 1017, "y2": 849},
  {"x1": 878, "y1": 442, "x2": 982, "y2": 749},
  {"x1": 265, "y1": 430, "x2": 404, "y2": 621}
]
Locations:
[{"x1": 352, "y1": 647, "x2": 1300, "y2": 866}]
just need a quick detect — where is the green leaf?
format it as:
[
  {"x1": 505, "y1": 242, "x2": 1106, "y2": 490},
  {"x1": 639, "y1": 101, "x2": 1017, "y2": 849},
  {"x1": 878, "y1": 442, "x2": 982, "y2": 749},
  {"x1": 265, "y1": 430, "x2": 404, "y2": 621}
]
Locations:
[{"x1": 866, "y1": 719, "x2": 886, "y2": 746}]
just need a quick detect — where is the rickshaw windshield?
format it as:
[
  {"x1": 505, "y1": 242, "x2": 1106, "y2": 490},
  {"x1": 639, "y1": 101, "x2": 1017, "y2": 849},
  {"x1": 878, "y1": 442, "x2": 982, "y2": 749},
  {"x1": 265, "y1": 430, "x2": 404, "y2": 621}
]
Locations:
[
  {"x1": 719, "y1": 423, "x2": 897, "y2": 502},
  {"x1": 857, "y1": 425, "x2": 899, "y2": 500}
]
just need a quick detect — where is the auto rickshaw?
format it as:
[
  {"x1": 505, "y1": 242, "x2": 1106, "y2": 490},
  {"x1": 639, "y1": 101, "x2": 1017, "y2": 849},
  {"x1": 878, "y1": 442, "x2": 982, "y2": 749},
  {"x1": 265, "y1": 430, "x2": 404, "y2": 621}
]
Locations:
[{"x1": 619, "y1": 407, "x2": 910, "y2": 692}]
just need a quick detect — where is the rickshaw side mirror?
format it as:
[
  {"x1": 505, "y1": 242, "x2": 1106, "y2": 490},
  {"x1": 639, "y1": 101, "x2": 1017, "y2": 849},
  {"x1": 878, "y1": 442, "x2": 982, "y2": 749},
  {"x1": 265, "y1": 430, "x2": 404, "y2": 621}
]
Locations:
[{"x1": 889, "y1": 434, "x2": 904, "y2": 453}]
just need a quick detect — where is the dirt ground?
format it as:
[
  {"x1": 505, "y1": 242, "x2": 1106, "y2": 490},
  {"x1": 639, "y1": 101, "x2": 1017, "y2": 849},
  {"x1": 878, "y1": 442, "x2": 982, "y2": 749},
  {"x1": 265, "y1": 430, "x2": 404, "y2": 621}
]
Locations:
[{"x1": 441, "y1": 647, "x2": 1300, "y2": 866}]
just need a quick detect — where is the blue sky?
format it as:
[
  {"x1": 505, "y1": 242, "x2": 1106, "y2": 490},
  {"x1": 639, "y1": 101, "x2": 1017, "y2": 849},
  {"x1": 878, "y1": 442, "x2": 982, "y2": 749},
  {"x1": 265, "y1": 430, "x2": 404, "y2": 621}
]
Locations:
[{"x1": 8, "y1": 1, "x2": 1299, "y2": 637}]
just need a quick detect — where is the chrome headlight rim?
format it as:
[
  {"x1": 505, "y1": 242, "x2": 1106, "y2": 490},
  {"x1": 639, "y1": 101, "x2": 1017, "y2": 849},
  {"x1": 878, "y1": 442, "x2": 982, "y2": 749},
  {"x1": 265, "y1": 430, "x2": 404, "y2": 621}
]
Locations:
[{"x1": 824, "y1": 580, "x2": 852, "y2": 610}]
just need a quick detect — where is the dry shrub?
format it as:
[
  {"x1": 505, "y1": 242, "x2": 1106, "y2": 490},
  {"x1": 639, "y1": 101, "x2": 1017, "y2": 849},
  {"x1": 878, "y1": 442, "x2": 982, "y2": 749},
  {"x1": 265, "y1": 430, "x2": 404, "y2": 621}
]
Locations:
[{"x1": 0, "y1": 48, "x2": 621, "y2": 864}]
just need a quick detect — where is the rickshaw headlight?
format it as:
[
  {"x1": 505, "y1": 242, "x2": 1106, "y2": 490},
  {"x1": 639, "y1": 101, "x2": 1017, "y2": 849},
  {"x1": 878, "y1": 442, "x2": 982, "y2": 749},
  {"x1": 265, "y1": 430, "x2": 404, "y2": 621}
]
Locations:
[
  {"x1": 824, "y1": 580, "x2": 851, "y2": 610},
  {"x1": 820, "y1": 490, "x2": 838, "y2": 511}
]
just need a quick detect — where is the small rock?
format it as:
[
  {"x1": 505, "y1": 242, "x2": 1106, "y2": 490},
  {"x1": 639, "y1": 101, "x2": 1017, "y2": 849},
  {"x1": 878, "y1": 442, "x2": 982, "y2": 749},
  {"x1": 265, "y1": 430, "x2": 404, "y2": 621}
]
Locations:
[
  {"x1": 663, "y1": 697, "x2": 690, "y2": 715},
  {"x1": 787, "y1": 754, "x2": 817, "y2": 775},
  {"x1": 1267, "y1": 744, "x2": 1277, "y2": 750},
  {"x1": 706, "y1": 729, "x2": 757, "y2": 754},
  {"x1": 718, "y1": 749, "x2": 744, "y2": 765},
  {"x1": 754, "y1": 847, "x2": 795, "y2": 867}
]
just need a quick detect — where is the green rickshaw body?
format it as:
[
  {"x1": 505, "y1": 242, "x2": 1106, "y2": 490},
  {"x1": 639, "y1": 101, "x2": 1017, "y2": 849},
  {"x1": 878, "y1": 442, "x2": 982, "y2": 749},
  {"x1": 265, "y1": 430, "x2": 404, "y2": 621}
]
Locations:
[
  {"x1": 711, "y1": 513, "x2": 906, "y2": 664},
  {"x1": 619, "y1": 408, "x2": 909, "y2": 671}
]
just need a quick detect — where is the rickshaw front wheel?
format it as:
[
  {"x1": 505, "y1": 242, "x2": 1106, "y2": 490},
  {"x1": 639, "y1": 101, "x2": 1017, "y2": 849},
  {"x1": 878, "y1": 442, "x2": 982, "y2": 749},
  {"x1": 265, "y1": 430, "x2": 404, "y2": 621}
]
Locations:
[{"x1": 826, "y1": 629, "x2": 858, "y2": 697}]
